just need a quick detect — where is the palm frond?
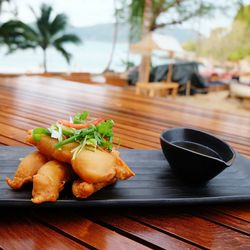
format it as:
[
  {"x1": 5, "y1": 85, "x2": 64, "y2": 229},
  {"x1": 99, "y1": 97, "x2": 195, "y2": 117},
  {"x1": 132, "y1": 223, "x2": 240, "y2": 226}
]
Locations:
[
  {"x1": 54, "y1": 44, "x2": 72, "y2": 64},
  {"x1": 35, "y1": 4, "x2": 53, "y2": 48},
  {"x1": 39, "y1": 4, "x2": 53, "y2": 25},
  {"x1": 53, "y1": 34, "x2": 81, "y2": 46},
  {"x1": 0, "y1": 20, "x2": 38, "y2": 52},
  {"x1": 53, "y1": 34, "x2": 81, "y2": 64},
  {"x1": 128, "y1": 0, "x2": 145, "y2": 40},
  {"x1": 1, "y1": 20, "x2": 38, "y2": 38},
  {"x1": 50, "y1": 13, "x2": 68, "y2": 36}
]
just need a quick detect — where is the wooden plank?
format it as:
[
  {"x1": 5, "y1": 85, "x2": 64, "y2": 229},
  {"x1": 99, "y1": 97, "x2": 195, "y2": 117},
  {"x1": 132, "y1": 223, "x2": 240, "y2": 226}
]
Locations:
[
  {"x1": 0, "y1": 213, "x2": 87, "y2": 250},
  {"x1": 0, "y1": 135, "x2": 27, "y2": 146},
  {"x1": 0, "y1": 123, "x2": 27, "y2": 142},
  {"x1": 215, "y1": 204, "x2": 250, "y2": 222},
  {"x1": 195, "y1": 208, "x2": 250, "y2": 235},
  {"x1": 0, "y1": 79, "x2": 249, "y2": 138},
  {"x1": 33, "y1": 211, "x2": 150, "y2": 250},
  {"x1": 0, "y1": 77, "x2": 249, "y2": 155},
  {"x1": 87, "y1": 211, "x2": 201, "y2": 250},
  {"x1": 127, "y1": 208, "x2": 250, "y2": 249}
]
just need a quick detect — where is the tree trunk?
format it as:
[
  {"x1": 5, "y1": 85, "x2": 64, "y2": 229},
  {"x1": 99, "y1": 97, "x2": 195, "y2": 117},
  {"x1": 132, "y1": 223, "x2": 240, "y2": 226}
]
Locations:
[
  {"x1": 138, "y1": 0, "x2": 153, "y2": 83},
  {"x1": 103, "y1": 0, "x2": 118, "y2": 73},
  {"x1": 43, "y1": 48, "x2": 47, "y2": 73}
]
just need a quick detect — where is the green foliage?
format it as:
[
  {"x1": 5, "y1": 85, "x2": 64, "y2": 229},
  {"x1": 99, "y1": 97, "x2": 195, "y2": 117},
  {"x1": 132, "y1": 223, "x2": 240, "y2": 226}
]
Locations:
[
  {"x1": 127, "y1": 0, "x2": 220, "y2": 42},
  {"x1": 182, "y1": 41, "x2": 197, "y2": 52},
  {"x1": 196, "y1": 4, "x2": 250, "y2": 62},
  {"x1": 228, "y1": 50, "x2": 244, "y2": 62},
  {"x1": 0, "y1": 20, "x2": 38, "y2": 51},
  {"x1": 231, "y1": 5, "x2": 250, "y2": 60},
  {"x1": 120, "y1": 59, "x2": 136, "y2": 71},
  {"x1": 0, "y1": 3, "x2": 81, "y2": 71},
  {"x1": 228, "y1": 45, "x2": 250, "y2": 62},
  {"x1": 235, "y1": 4, "x2": 250, "y2": 24}
]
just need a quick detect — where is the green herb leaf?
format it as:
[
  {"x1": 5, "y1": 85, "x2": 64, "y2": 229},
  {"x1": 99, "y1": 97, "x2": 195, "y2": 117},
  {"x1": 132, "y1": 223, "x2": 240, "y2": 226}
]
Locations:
[
  {"x1": 97, "y1": 120, "x2": 114, "y2": 137},
  {"x1": 34, "y1": 112, "x2": 116, "y2": 153},
  {"x1": 54, "y1": 126, "x2": 95, "y2": 149},
  {"x1": 61, "y1": 125, "x2": 75, "y2": 137},
  {"x1": 32, "y1": 128, "x2": 51, "y2": 141},
  {"x1": 54, "y1": 134, "x2": 79, "y2": 149},
  {"x1": 73, "y1": 111, "x2": 89, "y2": 124}
]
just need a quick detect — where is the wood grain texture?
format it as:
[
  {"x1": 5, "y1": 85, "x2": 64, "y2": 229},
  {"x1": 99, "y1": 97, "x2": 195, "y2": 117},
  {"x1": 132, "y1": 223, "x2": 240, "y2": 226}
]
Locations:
[
  {"x1": 86, "y1": 211, "x2": 200, "y2": 250},
  {"x1": 215, "y1": 204, "x2": 250, "y2": 222},
  {"x1": 195, "y1": 208, "x2": 250, "y2": 235},
  {"x1": 0, "y1": 76, "x2": 250, "y2": 250},
  {"x1": 34, "y1": 211, "x2": 149, "y2": 250},
  {"x1": 0, "y1": 76, "x2": 249, "y2": 154},
  {"x1": 127, "y1": 208, "x2": 250, "y2": 249},
  {"x1": 0, "y1": 212, "x2": 87, "y2": 250}
]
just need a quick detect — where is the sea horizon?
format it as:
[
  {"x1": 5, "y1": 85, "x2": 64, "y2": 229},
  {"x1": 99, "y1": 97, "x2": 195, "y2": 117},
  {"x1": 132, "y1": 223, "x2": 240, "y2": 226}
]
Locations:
[
  {"x1": 0, "y1": 41, "x2": 136, "y2": 74},
  {"x1": 0, "y1": 40, "x2": 172, "y2": 74}
]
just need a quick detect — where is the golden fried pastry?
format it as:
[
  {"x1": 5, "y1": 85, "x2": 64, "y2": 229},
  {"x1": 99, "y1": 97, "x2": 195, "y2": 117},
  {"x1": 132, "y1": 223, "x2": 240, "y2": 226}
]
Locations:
[
  {"x1": 27, "y1": 131, "x2": 134, "y2": 183},
  {"x1": 71, "y1": 149, "x2": 116, "y2": 184},
  {"x1": 32, "y1": 160, "x2": 72, "y2": 204},
  {"x1": 72, "y1": 178, "x2": 116, "y2": 198},
  {"x1": 71, "y1": 150, "x2": 134, "y2": 198},
  {"x1": 6, "y1": 151, "x2": 48, "y2": 189},
  {"x1": 27, "y1": 132, "x2": 78, "y2": 164},
  {"x1": 7, "y1": 112, "x2": 136, "y2": 205},
  {"x1": 112, "y1": 150, "x2": 135, "y2": 180}
]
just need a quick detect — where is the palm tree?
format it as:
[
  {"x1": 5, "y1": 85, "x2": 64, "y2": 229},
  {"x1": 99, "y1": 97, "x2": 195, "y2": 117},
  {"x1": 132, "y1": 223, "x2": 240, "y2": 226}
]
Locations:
[{"x1": 1, "y1": 4, "x2": 81, "y2": 72}]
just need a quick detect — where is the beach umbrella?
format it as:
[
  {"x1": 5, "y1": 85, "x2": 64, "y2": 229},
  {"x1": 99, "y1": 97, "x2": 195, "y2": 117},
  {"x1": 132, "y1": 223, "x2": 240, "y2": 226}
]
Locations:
[{"x1": 130, "y1": 33, "x2": 184, "y2": 83}]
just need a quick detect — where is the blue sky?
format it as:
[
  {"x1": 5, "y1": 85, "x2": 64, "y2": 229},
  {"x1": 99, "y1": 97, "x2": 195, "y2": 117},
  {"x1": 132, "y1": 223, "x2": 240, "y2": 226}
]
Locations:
[{"x1": 1, "y1": 0, "x2": 249, "y2": 36}]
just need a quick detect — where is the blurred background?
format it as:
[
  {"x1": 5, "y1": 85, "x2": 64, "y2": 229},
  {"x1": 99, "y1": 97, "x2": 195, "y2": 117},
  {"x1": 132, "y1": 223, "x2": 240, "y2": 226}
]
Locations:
[{"x1": 0, "y1": 0, "x2": 250, "y2": 113}]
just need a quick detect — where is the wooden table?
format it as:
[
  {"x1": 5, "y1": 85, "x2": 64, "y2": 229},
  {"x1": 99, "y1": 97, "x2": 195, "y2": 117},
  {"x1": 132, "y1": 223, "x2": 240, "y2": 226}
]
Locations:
[{"x1": 0, "y1": 76, "x2": 250, "y2": 250}]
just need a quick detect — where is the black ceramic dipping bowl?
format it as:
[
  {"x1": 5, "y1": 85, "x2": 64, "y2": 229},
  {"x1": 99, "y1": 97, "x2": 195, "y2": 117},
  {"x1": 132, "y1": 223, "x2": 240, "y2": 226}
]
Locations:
[{"x1": 160, "y1": 128, "x2": 235, "y2": 184}]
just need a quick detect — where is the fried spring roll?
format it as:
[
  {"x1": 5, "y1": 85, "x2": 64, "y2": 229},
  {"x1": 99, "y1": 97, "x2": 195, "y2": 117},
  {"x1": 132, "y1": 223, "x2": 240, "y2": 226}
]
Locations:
[
  {"x1": 27, "y1": 132, "x2": 78, "y2": 164},
  {"x1": 27, "y1": 132, "x2": 134, "y2": 183},
  {"x1": 72, "y1": 178, "x2": 116, "y2": 198},
  {"x1": 27, "y1": 132, "x2": 135, "y2": 183},
  {"x1": 32, "y1": 160, "x2": 72, "y2": 204},
  {"x1": 6, "y1": 151, "x2": 48, "y2": 189},
  {"x1": 112, "y1": 150, "x2": 135, "y2": 180},
  {"x1": 71, "y1": 149, "x2": 116, "y2": 184}
]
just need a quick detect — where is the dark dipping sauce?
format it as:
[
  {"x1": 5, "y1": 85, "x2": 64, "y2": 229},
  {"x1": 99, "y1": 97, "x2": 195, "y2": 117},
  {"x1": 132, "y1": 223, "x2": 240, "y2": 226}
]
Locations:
[{"x1": 173, "y1": 141, "x2": 222, "y2": 159}]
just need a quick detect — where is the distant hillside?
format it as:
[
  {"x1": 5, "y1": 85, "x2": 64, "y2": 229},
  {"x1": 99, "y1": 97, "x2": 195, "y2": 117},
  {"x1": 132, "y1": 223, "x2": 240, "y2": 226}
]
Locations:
[
  {"x1": 67, "y1": 23, "x2": 200, "y2": 44},
  {"x1": 156, "y1": 26, "x2": 200, "y2": 44}
]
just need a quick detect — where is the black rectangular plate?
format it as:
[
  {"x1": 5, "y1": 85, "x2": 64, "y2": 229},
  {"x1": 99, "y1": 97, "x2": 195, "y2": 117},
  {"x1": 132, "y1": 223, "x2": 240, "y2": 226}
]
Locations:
[{"x1": 1, "y1": 146, "x2": 250, "y2": 207}]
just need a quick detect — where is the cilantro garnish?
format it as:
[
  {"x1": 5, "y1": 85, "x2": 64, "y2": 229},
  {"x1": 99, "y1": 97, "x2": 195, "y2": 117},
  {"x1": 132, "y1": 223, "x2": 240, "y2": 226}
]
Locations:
[
  {"x1": 73, "y1": 111, "x2": 89, "y2": 124},
  {"x1": 31, "y1": 111, "x2": 115, "y2": 159}
]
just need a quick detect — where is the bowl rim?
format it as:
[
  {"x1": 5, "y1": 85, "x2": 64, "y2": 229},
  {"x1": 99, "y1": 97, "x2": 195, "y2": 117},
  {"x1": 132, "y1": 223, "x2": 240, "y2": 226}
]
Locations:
[{"x1": 160, "y1": 127, "x2": 236, "y2": 167}]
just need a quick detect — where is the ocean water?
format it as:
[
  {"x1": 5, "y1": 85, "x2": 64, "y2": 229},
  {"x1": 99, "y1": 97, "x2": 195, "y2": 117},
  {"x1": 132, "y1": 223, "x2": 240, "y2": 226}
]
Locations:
[
  {"x1": 0, "y1": 40, "x2": 168, "y2": 73},
  {"x1": 0, "y1": 41, "x2": 139, "y2": 73}
]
